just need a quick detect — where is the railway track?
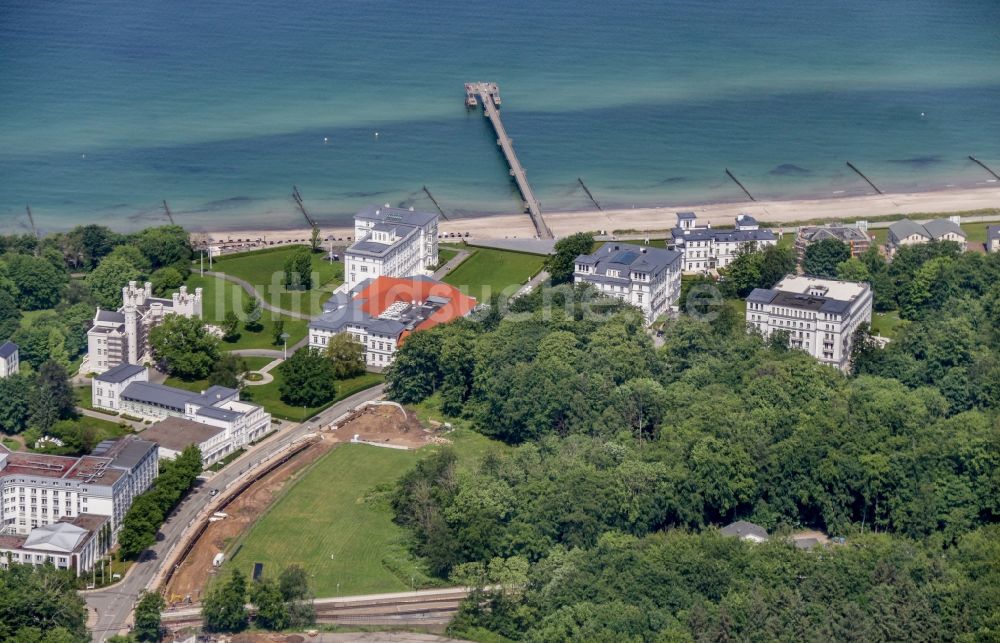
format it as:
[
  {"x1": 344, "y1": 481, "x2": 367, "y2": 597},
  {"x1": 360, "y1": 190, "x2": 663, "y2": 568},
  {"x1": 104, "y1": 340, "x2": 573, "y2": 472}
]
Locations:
[{"x1": 161, "y1": 587, "x2": 470, "y2": 629}]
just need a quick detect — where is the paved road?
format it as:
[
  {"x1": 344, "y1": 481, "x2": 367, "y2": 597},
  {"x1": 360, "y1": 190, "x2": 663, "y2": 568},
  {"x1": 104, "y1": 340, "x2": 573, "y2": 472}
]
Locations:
[
  {"x1": 86, "y1": 384, "x2": 387, "y2": 641},
  {"x1": 230, "y1": 333, "x2": 309, "y2": 359},
  {"x1": 204, "y1": 270, "x2": 313, "y2": 320},
  {"x1": 513, "y1": 270, "x2": 550, "y2": 299},
  {"x1": 432, "y1": 250, "x2": 470, "y2": 280}
]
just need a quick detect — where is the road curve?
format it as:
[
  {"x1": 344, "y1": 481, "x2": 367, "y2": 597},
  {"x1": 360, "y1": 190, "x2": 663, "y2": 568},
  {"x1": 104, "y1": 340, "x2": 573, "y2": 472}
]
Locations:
[
  {"x1": 204, "y1": 270, "x2": 313, "y2": 320},
  {"x1": 86, "y1": 383, "x2": 387, "y2": 641}
]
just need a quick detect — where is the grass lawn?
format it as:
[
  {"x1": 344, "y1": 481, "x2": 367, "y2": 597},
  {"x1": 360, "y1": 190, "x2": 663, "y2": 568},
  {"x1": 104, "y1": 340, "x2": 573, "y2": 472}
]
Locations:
[
  {"x1": 163, "y1": 356, "x2": 277, "y2": 392},
  {"x1": 2, "y1": 437, "x2": 21, "y2": 451},
  {"x1": 185, "y1": 274, "x2": 309, "y2": 351},
  {"x1": 205, "y1": 246, "x2": 343, "y2": 317},
  {"x1": 408, "y1": 393, "x2": 507, "y2": 474},
  {"x1": 19, "y1": 308, "x2": 57, "y2": 329},
  {"x1": 871, "y1": 310, "x2": 906, "y2": 339},
  {"x1": 246, "y1": 372, "x2": 384, "y2": 421},
  {"x1": 226, "y1": 444, "x2": 429, "y2": 596},
  {"x1": 435, "y1": 247, "x2": 459, "y2": 270},
  {"x1": 443, "y1": 247, "x2": 545, "y2": 301}
]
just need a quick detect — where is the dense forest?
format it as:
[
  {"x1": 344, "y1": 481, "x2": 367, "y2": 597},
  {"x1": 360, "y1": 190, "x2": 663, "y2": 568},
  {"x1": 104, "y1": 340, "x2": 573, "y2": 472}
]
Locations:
[{"x1": 387, "y1": 240, "x2": 1000, "y2": 641}]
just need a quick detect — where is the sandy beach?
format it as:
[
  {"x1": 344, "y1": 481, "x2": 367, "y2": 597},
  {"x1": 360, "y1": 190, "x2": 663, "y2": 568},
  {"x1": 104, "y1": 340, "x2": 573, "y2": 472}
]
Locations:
[{"x1": 202, "y1": 185, "x2": 1000, "y2": 246}]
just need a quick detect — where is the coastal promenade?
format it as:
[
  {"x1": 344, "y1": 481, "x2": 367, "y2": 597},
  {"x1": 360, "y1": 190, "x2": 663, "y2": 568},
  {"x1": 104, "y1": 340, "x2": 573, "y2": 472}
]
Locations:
[{"x1": 200, "y1": 185, "x2": 1000, "y2": 245}]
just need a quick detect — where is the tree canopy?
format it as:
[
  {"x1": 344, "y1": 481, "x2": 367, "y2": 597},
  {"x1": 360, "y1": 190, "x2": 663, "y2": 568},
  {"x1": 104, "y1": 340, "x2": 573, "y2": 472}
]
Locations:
[
  {"x1": 803, "y1": 238, "x2": 851, "y2": 278},
  {"x1": 545, "y1": 232, "x2": 594, "y2": 284},
  {"x1": 278, "y1": 348, "x2": 336, "y2": 406},
  {"x1": 149, "y1": 315, "x2": 221, "y2": 380}
]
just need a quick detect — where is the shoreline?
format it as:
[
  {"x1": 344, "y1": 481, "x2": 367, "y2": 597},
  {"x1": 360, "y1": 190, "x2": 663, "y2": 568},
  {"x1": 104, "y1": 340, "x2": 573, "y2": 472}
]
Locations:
[{"x1": 199, "y1": 184, "x2": 1000, "y2": 244}]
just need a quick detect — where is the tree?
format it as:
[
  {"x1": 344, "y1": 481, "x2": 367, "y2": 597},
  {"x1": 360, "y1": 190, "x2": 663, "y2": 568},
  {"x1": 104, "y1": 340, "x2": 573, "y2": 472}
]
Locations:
[
  {"x1": 386, "y1": 330, "x2": 443, "y2": 403},
  {"x1": 0, "y1": 374, "x2": 32, "y2": 434},
  {"x1": 3, "y1": 254, "x2": 66, "y2": 310},
  {"x1": 803, "y1": 239, "x2": 850, "y2": 278},
  {"x1": 278, "y1": 565, "x2": 310, "y2": 601},
  {"x1": 836, "y1": 257, "x2": 869, "y2": 282},
  {"x1": 149, "y1": 267, "x2": 184, "y2": 296},
  {"x1": 105, "y1": 244, "x2": 152, "y2": 274},
  {"x1": 720, "y1": 243, "x2": 763, "y2": 297},
  {"x1": 202, "y1": 570, "x2": 249, "y2": 633},
  {"x1": 133, "y1": 225, "x2": 192, "y2": 269},
  {"x1": 325, "y1": 333, "x2": 365, "y2": 379},
  {"x1": 278, "y1": 348, "x2": 336, "y2": 406},
  {"x1": 134, "y1": 591, "x2": 165, "y2": 642},
  {"x1": 221, "y1": 310, "x2": 241, "y2": 342},
  {"x1": 758, "y1": 244, "x2": 796, "y2": 288},
  {"x1": 546, "y1": 233, "x2": 595, "y2": 284},
  {"x1": 310, "y1": 226, "x2": 322, "y2": 253},
  {"x1": 0, "y1": 565, "x2": 89, "y2": 641},
  {"x1": 88, "y1": 256, "x2": 142, "y2": 309},
  {"x1": 251, "y1": 578, "x2": 289, "y2": 630},
  {"x1": 209, "y1": 354, "x2": 247, "y2": 389},
  {"x1": 272, "y1": 319, "x2": 285, "y2": 346},
  {"x1": 45, "y1": 327, "x2": 70, "y2": 368},
  {"x1": 243, "y1": 297, "x2": 263, "y2": 332},
  {"x1": 0, "y1": 289, "x2": 21, "y2": 340},
  {"x1": 283, "y1": 248, "x2": 313, "y2": 290},
  {"x1": 149, "y1": 315, "x2": 221, "y2": 380},
  {"x1": 65, "y1": 224, "x2": 121, "y2": 269},
  {"x1": 30, "y1": 360, "x2": 75, "y2": 431}
]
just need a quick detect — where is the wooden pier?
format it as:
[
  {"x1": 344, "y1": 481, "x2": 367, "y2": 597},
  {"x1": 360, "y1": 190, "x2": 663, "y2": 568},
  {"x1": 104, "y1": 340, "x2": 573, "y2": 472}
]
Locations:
[{"x1": 465, "y1": 82, "x2": 552, "y2": 239}]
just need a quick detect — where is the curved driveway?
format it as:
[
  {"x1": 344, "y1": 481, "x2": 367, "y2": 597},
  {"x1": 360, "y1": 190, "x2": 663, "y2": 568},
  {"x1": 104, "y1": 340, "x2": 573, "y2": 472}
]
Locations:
[{"x1": 204, "y1": 270, "x2": 313, "y2": 320}]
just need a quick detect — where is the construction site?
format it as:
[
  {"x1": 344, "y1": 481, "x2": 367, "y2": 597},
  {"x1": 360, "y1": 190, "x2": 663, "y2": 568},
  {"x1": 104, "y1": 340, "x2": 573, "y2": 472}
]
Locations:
[{"x1": 163, "y1": 404, "x2": 445, "y2": 608}]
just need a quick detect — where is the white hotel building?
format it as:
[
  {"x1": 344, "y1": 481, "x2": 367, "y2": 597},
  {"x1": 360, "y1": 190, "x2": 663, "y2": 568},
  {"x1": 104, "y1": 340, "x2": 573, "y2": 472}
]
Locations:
[
  {"x1": 668, "y1": 212, "x2": 778, "y2": 273},
  {"x1": 573, "y1": 242, "x2": 682, "y2": 323},
  {"x1": 343, "y1": 205, "x2": 439, "y2": 290},
  {"x1": 93, "y1": 365, "x2": 271, "y2": 465},
  {"x1": 746, "y1": 275, "x2": 873, "y2": 371},
  {"x1": 0, "y1": 437, "x2": 157, "y2": 575}
]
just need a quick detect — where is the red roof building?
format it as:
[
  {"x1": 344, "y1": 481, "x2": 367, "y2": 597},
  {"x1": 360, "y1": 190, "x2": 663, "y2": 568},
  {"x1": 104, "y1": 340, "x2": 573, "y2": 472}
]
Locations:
[{"x1": 309, "y1": 276, "x2": 477, "y2": 367}]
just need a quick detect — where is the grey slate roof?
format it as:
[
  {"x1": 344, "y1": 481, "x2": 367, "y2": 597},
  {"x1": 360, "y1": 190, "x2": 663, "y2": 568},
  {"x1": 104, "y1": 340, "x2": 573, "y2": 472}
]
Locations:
[
  {"x1": 196, "y1": 406, "x2": 241, "y2": 422},
  {"x1": 923, "y1": 218, "x2": 966, "y2": 240},
  {"x1": 670, "y1": 227, "x2": 776, "y2": 244},
  {"x1": 186, "y1": 386, "x2": 238, "y2": 407},
  {"x1": 355, "y1": 204, "x2": 437, "y2": 227},
  {"x1": 0, "y1": 341, "x2": 17, "y2": 359},
  {"x1": 735, "y1": 213, "x2": 758, "y2": 226},
  {"x1": 746, "y1": 288, "x2": 778, "y2": 305},
  {"x1": 988, "y1": 225, "x2": 1000, "y2": 244},
  {"x1": 801, "y1": 225, "x2": 870, "y2": 243},
  {"x1": 719, "y1": 520, "x2": 769, "y2": 541},
  {"x1": 95, "y1": 310, "x2": 127, "y2": 324},
  {"x1": 121, "y1": 382, "x2": 195, "y2": 411},
  {"x1": 94, "y1": 363, "x2": 145, "y2": 384},
  {"x1": 676, "y1": 211, "x2": 697, "y2": 220},
  {"x1": 888, "y1": 219, "x2": 930, "y2": 242},
  {"x1": 106, "y1": 438, "x2": 156, "y2": 470},
  {"x1": 575, "y1": 243, "x2": 680, "y2": 281}
]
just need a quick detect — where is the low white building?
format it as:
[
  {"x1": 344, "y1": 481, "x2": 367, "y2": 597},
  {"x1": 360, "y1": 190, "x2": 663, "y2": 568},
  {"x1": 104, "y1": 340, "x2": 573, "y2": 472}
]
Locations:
[
  {"x1": 573, "y1": 242, "x2": 682, "y2": 323},
  {"x1": 87, "y1": 281, "x2": 203, "y2": 375},
  {"x1": 0, "y1": 342, "x2": 18, "y2": 378},
  {"x1": 343, "y1": 205, "x2": 439, "y2": 290},
  {"x1": 141, "y1": 417, "x2": 230, "y2": 467},
  {"x1": 668, "y1": 212, "x2": 778, "y2": 272},
  {"x1": 92, "y1": 363, "x2": 148, "y2": 412},
  {"x1": 93, "y1": 371, "x2": 272, "y2": 457},
  {"x1": 987, "y1": 225, "x2": 999, "y2": 253},
  {"x1": 746, "y1": 275, "x2": 873, "y2": 371},
  {"x1": 0, "y1": 513, "x2": 109, "y2": 577},
  {"x1": 887, "y1": 217, "x2": 967, "y2": 256}
]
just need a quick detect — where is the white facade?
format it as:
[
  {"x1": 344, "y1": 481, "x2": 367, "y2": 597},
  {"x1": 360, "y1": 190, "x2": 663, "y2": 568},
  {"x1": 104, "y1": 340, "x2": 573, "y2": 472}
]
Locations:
[
  {"x1": 87, "y1": 281, "x2": 203, "y2": 374},
  {"x1": 0, "y1": 516, "x2": 108, "y2": 577},
  {"x1": 344, "y1": 206, "x2": 439, "y2": 290},
  {"x1": 668, "y1": 213, "x2": 778, "y2": 273},
  {"x1": 887, "y1": 217, "x2": 967, "y2": 257},
  {"x1": 0, "y1": 342, "x2": 19, "y2": 378},
  {"x1": 988, "y1": 226, "x2": 1000, "y2": 253},
  {"x1": 94, "y1": 375, "x2": 272, "y2": 460},
  {"x1": 310, "y1": 323, "x2": 399, "y2": 368},
  {"x1": 0, "y1": 438, "x2": 157, "y2": 541},
  {"x1": 746, "y1": 275, "x2": 873, "y2": 371},
  {"x1": 573, "y1": 243, "x2": 682, "y2": 323},
  {"x1": 92, "y1": 364, "x2": 148, "y2": 412}
]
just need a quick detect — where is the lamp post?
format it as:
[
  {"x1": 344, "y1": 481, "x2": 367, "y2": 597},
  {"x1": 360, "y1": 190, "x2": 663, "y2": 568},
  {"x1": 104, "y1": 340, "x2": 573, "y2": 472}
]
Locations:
[{"x1": 280, "y1": 332, "x2": 290, "y2": 360}]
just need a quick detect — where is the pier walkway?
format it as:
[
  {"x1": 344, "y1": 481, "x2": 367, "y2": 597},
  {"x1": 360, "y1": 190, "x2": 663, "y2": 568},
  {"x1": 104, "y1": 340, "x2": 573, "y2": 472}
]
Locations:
[{"x1": 466, "y1": 82, "x2": 553, "y2": 239}]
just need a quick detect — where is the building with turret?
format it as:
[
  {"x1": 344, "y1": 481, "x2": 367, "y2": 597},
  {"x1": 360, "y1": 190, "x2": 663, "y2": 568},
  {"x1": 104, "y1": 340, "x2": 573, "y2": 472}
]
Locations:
[{"x1": 86, "y1": 281, "x2": 202, "y2": 374}]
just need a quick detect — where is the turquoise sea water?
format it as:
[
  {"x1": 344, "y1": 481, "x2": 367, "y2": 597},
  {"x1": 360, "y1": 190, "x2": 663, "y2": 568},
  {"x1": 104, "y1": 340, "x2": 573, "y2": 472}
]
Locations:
[{"x1": 1, "y1": 0, "x2": 999, "y2": 233}]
